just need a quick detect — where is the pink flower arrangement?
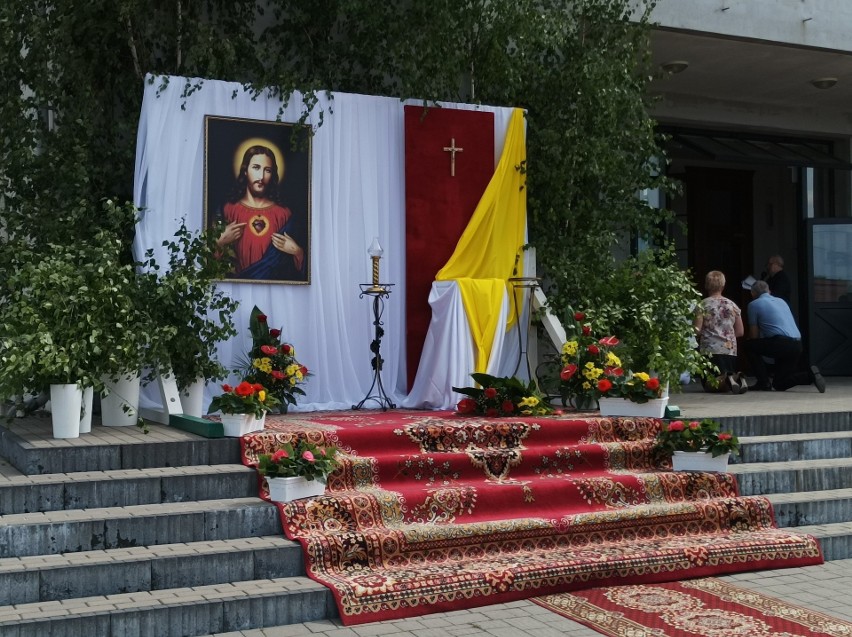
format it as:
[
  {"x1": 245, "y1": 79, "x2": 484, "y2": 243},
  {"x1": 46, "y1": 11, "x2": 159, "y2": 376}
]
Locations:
[{"x1": 257, "y1": 439, "x2": 340, "y2": 481}]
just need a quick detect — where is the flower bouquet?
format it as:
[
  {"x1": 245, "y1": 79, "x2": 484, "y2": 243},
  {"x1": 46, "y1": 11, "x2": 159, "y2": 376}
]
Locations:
[
  {"x1": 558, "y1": 311, "x2": 624, "y2": 409},
  {"x1": 208, "y1": 380, "x2": 280, "y2": 437},
  {"x1": 258, "y1": 439, "x2": 340, "y2": 502},
  {"x1": 208, "y1": 381, "x2": 280, "y2": 418},
  {"x1": 453, "y1": 373, "x2": 554, "y2": 417},
  {"x1": 655, "y1": 418, "x2": 739, "y2": 472},
  {"x1": 241, "y1": 306, "x2": 310, "y2": 411}
]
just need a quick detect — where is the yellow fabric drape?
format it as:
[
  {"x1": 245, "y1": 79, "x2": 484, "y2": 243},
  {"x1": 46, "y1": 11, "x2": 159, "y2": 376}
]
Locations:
[{"x1": 436, "y1": 108, "x2": 527, "y2": 372}]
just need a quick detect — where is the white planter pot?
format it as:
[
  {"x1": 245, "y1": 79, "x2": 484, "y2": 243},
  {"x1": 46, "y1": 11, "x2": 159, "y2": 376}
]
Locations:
[
  {"x1": 79, "y1": 386, "x2": 94, "y2": 434},
  {"x1": 179, "y1": 377, "x2": 206, "y2": 418},
  {"x1": 598, "y1": 396, "x2": 668, "y2": 418},
  {"x1": 672, "y1": 450, "x2": 730, "y2": 472},
  {"x1": 220, "y1": 412, "x2": 267, "y2": 437},
  {"x1": 49, "y1": 383, "x2": 82, "y2": 439},
  {"x1": 266, "y1": 476, "x2": 326, "y2": 503},
  {"x1": 101, "y1": 371, "x2": 141, "y2": 427}
]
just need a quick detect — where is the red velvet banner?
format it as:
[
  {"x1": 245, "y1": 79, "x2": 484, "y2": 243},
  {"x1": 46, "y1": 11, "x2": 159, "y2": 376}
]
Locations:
[{"x1": 404, "y1": 106, "x2": 494, "y2": 389}]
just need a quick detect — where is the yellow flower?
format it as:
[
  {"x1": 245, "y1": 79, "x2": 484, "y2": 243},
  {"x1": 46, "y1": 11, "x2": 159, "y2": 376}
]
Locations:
[
  {"x1": 258, "y1": 390, "x2": 266, "y2": 401},
  {"x1": 519, "y1": 396, "x2": 540, "y2": 407},
  {"x1": 633, "y1": 372, "x2": 650, "y2": 382},
  {"x1": 582, "y1": 364, "x2": 602, "y2": 380},
  {"x1": 253, "y1": 357, "x2": 272, "y2": 373},
  {"x1": 582, "y1": 381, "x2": 591, "y2": 390},
  {"x1": 562, "y1": 341, "x2": 578, "y2": 357},
  {"x1": 606, "y1": 352, "x2": 621, "y2": 367},
  {"x1": 286, "y1": 363, "x2": 300, "y2": 377}
]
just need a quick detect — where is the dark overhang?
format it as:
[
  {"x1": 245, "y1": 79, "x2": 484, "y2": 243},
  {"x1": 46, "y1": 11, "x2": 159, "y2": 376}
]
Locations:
[{"x1": 660, "y1": 127, "x2": 852, "y2": 170}]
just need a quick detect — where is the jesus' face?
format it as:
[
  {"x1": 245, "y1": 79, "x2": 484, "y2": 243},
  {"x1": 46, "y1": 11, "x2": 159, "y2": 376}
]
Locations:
[{"x1": 246, "y1": 153, "x2": 275, "y2": 198}]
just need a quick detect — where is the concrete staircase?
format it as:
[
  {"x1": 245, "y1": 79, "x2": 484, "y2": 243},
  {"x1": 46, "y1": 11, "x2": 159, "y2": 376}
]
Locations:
[
  {"x1": 725, "y1": 410, "x2": 852, "y2": 561},
  {"x1": 0, "y1": 417, "x2": 336, "y2": 637},
  {"x1": 1, "y1": 409, "x2": 852, "y2": 636}
]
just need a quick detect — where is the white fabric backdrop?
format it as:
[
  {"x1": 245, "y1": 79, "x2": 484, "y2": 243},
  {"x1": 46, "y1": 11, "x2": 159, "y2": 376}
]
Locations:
[{"x1": 133, "y1": 75, "x2": 520, "y2": 412}]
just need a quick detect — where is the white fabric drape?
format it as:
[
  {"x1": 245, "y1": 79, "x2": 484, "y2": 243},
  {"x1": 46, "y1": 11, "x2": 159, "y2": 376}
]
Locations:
[{"x1": 133, "y1": 75, "x2": 519, "y2": 412}]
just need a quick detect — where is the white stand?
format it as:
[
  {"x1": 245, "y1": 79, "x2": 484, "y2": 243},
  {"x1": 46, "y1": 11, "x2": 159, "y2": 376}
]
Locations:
[{"x1": 139, "y1": 370, "x2": 183, "y2": 424}]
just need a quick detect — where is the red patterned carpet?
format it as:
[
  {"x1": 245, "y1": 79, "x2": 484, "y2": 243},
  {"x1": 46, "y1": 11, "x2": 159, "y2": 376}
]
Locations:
[
  {"x1": 240, "y1": 410, "x2": 823, "y2": 626},
  {"x1": 534, "y1": 578, "x2": 852, "y2": 636}
]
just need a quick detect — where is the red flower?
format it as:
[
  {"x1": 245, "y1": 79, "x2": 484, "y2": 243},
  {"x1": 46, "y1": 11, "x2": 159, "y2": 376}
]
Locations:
[
  {"x1": 501, "y1": 400, "x2": 515, "y2": 413},
  {"x1": 485, "y1": 408, "x2": 499, "y2": 417},
  {"x1": 599, "y1": 336, "x2": 620, "y2": 347},
  {"x1": 271, "y1": 449, "x2": 289, "y2": 462},
  {"x1": 252, "y1": 383, "x2": 263, "y2": 392},
  {"x1": 574, "y1": 311, "x2": 585, "y2": 321},
  {"x1": 582, "y1": 325, "x2": 591, "y2": 336},
  {"x1": 645, "y1": 378, "x2": 660, "y2": 391},
  {"x1": 235, "y1": 381, "x2": 254, "y2": 396},
  {"x1": 718, "y1": 432, "x2": 732, "y2": 441},
  {"x1": 689, "y1": 421, "x2": 701, "y2": 430},
  {"x1": 280, "y1": 344, "x2": 293, "y2": 355},
  {"x1": 484, "y1": 387, "x2": 498, "y2": 399},
  {"x1": 667, "y1": 420, "x2": 685, "y2": 432},
  {"x1": 257, "y1": 314, "x2": 267, "y2": 323},
  {"x1": 301, "y1": 450, "x2": 315, "y2": 462},
  {"x1": 587, "y1": 344, "x2": 600, "y2": 355},
  {"x1": 604, "y1": 366, "x2": 624, "y2": 377},
  {"x1": 260, "y1": 345, "x2": 278, "y2": 356},
  {"x1": 457, "y1": 398, "x2": 477, "y2": 414},
  {"x1": 269, "y1": 329, "x2": 281, "y2": 338},
  {"x1": 597, "y1": 378, "x2": 613, "y2": 393},
  {"x1": 271, "y1": 370, "x2": 285, "y2": 380},
  {"x1": 300, "y1": 366, "x2": 308, "y2": 376},
  {"x1": 560, "y1": 364, "x2": 578, "y2": 381},
  {"x1": 222, "y1": 384, "x2": 233, "y2": 393}
]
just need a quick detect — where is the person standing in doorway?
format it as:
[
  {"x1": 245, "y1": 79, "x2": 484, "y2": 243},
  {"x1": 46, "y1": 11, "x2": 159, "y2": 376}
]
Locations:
[
  {"x1": 745, "y1": 280, "x2": 825, "y2": 392},
  {"x1": 762, "y1": 254, "x2": 791, "y2": 305}
]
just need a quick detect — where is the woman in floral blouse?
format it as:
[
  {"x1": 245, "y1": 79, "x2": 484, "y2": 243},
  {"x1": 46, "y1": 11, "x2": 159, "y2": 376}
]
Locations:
[{"x1": 694, "y1": 270, "x2": 747, "y2": 394}]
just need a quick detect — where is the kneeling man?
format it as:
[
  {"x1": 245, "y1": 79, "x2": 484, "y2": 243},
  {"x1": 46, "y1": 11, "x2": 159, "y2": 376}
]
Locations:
[{"x1": 745, "y1": 280, "x2": 826, "y2": 392}]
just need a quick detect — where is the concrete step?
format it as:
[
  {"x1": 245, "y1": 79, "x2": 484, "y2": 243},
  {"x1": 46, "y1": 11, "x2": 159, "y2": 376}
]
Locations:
[
  {"x1": 737, "y1": 431, "x2": 852, "y2": 464},
  {"x1": 0, "y1": 465, "x2": 259, "y2": 514},
  {"x1": 0, "y1": 498, "x2": 281, "y2": 558},
  {"x1": 0, "y1": 417, "x2": 241, "y2": 475},
  {"x1": 717, "y1": 411, "x2": 852, "y2": 437},
  {"x1": 765, "y1": 488, "x2": 852, "y2": 528},
  {"x1": 0, "y1": 576, "x2": 336, "y2": 637},
  {"x1": 730, "y1": 457, "x2": 852, "y2": 496},
  {"x1": 789, "y1": 522, "x2": 852, "y2": 562},
  {"x1": 0, "y1": 536, "x2": 303, "y2": 605}
]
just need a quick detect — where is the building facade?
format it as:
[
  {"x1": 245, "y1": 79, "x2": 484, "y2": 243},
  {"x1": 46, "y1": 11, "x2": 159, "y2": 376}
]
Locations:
[{"x1": 646, "y1": 0, "x2": 852, "y2": 374}]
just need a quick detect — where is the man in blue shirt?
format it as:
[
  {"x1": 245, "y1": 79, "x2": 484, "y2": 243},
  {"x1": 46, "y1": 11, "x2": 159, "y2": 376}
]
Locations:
[{"x1": 745, "y1": 281, "x2": 826, "y2": 392}]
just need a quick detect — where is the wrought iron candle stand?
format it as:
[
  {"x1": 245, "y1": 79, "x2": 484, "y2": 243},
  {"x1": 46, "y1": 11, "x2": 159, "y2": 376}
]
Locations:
[
  {"x1": 508, "y1": 276, "x2": 542, "y2": 381},
  {"x1": 352, "y1": 283, "x2": 396, "y2": 411}
]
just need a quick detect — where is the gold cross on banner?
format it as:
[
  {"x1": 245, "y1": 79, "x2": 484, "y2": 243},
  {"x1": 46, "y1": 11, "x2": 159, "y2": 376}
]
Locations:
[{"x1": 442, "y1": 138, "x2": 464, "y2": 177}]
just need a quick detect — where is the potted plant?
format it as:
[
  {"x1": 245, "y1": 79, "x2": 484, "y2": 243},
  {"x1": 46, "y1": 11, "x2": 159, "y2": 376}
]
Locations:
[
  {"x1": 596, "y1": 371, "x2": 668, "y2": 418},
  {"x1": 453, "y1": 373, "x2": 554, "y2": 417},
  {"x1": 592, "y1": 248, "x2": 716, "y2": 392},
  {"x1": 138, "y1": 221, "x2": 239, "y2": 416},
  {"x1": 655, "y1": 418, "x2": 740, "y2": 472},
  {"x1": 258, "y1": 439, "x2": 340, "y2": 502},
  {"x1": 0, "y1": 225, "x2": 151, "y2": 436},
  {"x1": 207, "y1": 380, "x2": 281, "y2": 437},
  {"x1": 239, "y1": 306, "x2": 310, "y2": 412}
]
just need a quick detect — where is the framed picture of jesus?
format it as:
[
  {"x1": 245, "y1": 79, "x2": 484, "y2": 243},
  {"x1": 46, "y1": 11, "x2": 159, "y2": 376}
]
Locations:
[{"x1": 204, "y1": 115, "x2": 312, "y2": 285}]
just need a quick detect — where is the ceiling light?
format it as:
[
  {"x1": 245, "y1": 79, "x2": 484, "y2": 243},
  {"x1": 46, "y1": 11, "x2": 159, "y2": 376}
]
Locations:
[
  {"x1": 661, "y1": 61, "x2": 689, "y2": 75},
  {"x1": 810, "y1": 77, "x2": 838, "y2": 90}
]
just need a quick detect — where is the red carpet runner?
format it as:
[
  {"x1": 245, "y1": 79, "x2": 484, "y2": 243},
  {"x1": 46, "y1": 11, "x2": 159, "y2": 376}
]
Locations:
[
  {"x1": 240, "y1": 410, "x2": 823, "y2": 625},
  {"x1": 534, "y1": 578, "x2": 852, "y2": 636}
]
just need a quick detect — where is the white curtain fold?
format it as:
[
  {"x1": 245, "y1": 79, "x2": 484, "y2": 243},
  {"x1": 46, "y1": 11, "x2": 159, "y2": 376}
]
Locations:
[{"x1": 133, "y1": 75, "x2": 518, "y2": 412}]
